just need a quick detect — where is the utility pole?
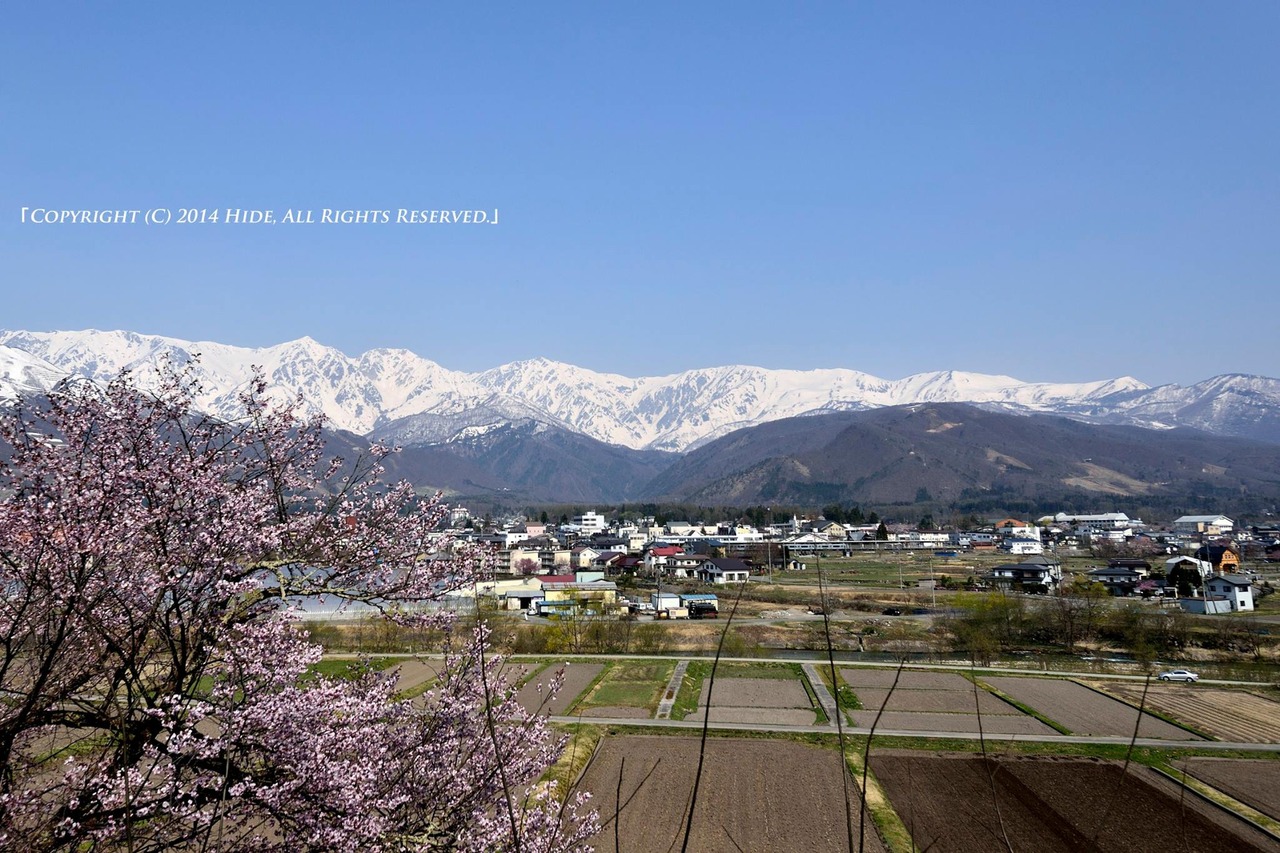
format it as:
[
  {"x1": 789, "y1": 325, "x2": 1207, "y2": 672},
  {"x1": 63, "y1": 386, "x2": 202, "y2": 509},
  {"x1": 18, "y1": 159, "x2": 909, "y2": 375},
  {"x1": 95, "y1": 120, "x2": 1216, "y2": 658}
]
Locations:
[{"x1": 767, "y1": 506, "x2": 774, "y2": 584}]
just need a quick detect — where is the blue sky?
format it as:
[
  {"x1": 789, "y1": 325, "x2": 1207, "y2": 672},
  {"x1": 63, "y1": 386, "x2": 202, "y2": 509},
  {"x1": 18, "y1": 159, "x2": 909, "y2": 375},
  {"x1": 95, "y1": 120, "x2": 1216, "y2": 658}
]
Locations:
[{"x1": 3, "y1": 4, "x2": 1276, "y2": 385}]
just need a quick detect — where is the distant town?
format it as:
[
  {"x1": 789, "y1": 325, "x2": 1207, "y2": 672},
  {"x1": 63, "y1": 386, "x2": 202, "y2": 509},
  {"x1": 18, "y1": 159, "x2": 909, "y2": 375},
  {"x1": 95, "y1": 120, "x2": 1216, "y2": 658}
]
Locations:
[{"x1": 431, "y1": 507, "x2": 1278, "y2": 621}]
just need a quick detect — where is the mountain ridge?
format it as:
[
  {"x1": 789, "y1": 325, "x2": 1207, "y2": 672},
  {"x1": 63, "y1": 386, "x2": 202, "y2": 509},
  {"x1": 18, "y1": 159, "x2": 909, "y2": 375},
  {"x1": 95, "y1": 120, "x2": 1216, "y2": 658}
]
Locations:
[{"x1": 2, "y1": 328, "x2": 1277, "y2": 451}]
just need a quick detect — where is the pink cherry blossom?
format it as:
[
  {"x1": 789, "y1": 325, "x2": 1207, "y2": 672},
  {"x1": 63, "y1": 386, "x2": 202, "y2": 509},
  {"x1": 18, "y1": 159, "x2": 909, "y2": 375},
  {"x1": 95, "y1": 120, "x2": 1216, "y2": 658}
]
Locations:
[{"x1": 0, "y1": 363, "x2": 596, "y2": 851}]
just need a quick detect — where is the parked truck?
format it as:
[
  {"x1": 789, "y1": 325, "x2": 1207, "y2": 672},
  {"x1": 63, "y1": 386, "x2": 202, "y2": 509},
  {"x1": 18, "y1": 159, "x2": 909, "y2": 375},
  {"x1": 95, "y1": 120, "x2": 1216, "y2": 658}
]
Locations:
[
  {"x1": 687, "y1": 601, "x2": 719, "y2": 619},
  {"x1": 681, "y1": 594, "x2": 720, "y2": 619}
]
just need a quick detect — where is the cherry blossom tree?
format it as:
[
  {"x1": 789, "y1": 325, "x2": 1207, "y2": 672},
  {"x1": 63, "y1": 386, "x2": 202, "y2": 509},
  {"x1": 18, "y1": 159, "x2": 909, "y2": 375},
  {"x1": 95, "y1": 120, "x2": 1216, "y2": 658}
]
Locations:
[{"x1": 0, "y1": 366, "x2": 596, "y2": 851}]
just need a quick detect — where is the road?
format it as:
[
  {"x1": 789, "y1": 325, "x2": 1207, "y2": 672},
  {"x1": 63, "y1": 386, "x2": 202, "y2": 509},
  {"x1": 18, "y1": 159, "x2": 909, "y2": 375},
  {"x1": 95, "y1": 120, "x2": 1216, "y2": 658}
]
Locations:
[
  {"x1": 546, "y1": 713, "x2": 1280, "y2": 752},
  {"x1": 504, "y1": 652, "x2": 1273, "y2": 688}
]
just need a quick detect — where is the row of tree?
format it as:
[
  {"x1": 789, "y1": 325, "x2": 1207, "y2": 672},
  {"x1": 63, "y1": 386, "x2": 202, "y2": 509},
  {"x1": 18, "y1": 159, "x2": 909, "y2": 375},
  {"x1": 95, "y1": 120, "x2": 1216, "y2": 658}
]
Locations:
[{"x1": 941, "y1": 583, "x2": 1275, "y2": 665}]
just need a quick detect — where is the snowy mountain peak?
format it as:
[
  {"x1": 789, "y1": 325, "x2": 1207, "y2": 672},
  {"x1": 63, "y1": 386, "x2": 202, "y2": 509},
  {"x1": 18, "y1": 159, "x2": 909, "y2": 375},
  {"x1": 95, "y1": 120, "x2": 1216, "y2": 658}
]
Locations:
[
  {"x1": 0, "y1": 345, "x2": 68, "y2": 402},
  {"x1": 1, "y1": 329, "x2": 1275, "y2": 449}
]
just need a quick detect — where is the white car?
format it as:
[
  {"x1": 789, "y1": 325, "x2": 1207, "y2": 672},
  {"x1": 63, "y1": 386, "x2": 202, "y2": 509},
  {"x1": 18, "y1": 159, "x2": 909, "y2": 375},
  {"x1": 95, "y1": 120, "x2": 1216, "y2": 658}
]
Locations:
[{"x1": 1157, "y1": 669, "x2": 1199, "y2": 683}]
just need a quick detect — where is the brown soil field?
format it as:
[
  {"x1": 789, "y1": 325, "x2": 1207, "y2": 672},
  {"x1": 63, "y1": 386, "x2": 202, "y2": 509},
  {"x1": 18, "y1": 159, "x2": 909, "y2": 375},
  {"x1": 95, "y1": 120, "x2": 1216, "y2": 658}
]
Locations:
[
  {"x1": 1098, "y1": 683, "x2": 1280, "y2": 743},
  {"x1": 688, "y1": 707, "x2": 818, "y2": 726},
  {"x1": 850, "y1": 710, "x2": 1055, "y2": 735},
  {"x1": 1178, "y1": 758, "x2": 1280, "y2": 821},
  {"x1": 870, "y1": 751, "x2": 1278, "y2": 852},
  {"x1": 517, "y1": 662, "x2": 603, "y2": 716},
  {"x1": 693, "y1": 676, "x2": 817, "y2": 725},
  {"x1": 389, "y1": 660, "x2": 440, "y2": 693},
  {"x1": 841, "y1": 669, "x2": 974, "y2": 690},
  {"x1": 576, "y1": 735, "x2": 886, "y2": 852},
  {"x1": 855, "y1": 686, "x2": 1016, "y2": 715},
  {"x1": 984, "y1": 676, "x2": 1200, "y2": 739},
  {"x1": 582, "y1": 705, "x2": 653, "y2": 719},
  {"x1": 702, "y1": 677, "x2": 812, "y2": 709}
]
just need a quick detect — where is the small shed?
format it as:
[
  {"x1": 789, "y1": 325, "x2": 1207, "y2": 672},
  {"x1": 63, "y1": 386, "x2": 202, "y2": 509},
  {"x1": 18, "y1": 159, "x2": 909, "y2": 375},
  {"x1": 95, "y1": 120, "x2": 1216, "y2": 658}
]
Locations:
[{"x1": 1180, "y1": 597, "x2": 1234, "y2": 615}]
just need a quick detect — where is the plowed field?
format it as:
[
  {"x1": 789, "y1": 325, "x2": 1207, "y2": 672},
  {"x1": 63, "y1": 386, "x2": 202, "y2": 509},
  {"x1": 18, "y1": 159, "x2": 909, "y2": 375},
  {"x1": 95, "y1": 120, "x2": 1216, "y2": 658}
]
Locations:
[
  {"x1": 703, "y1": 677, "x2": 811, "y2": 708},
  {"x1": 855, "y1": 686, "x2": 1016, "y2": 715},
  {"x1": 1098, "y1": 683, "x2": 1280, "y2": 743},
  {"x1": 841, "y1": 668, "x2": 1052, "y2": 734},
  {"x1": 577, "y1": 735, "x2": 886, "y2": 852},
  {"x1": 693, "y1": 676, "x2": 817, "y2": 726},
  {"x1": 390, "y1": 660, "x2": 440, "y2": 693},
  {"x1": 517, "y1": 662, "x2": 603, "y2": 716},
  {"x1": 849, "y1": 710, "x2": 1055, "y2": 735},
  {"x1": 841, "y1": 669, "x2": 975, "y2": 690},
  {"x1": 984, "y1": 677, "x2": 1199, "y2": 739},
  {"x1": 1179, "y1": 757, "x2": 1280, "y2": 821},
  {"x1": 870, "y1": 751, "x2": 1277, "y2": 852}
]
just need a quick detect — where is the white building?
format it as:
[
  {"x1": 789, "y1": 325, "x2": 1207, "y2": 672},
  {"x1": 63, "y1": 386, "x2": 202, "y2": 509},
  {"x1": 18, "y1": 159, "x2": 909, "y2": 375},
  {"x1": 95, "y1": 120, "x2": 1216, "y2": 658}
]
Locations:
[
  {"x1": 1164, "y1": 555, "x2": 1214, "y2": 582},
  {"x1": 1173, "y1": 515, "x2": 1234, "y2": 536},
  {"x1": 1004, "y1": 538, "x2": 1044, "y2": 555},
  {"x1": 1049, "y1": 512, "x2": 1139, "y2": 531},
  {"x1": 1204, "y1": 574, "x2": 1254, "y2": 612},
  {"x1": 571, "y1": 511, "x2": 608, "y2": 534}
]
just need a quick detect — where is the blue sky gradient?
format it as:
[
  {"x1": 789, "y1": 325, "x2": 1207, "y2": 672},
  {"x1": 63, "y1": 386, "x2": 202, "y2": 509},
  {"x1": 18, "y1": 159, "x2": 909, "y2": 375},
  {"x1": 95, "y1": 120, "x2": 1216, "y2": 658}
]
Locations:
[{"x1": 3, "y1": 4, "x2": 1276, "y2": 384}]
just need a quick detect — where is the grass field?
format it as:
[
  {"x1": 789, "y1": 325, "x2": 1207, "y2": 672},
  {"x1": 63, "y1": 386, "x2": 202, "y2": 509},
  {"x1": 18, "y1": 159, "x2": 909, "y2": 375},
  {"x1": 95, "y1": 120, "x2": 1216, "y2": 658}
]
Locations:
[
  {"x1": 306, "y1": 657, "x2": 398, "y2": 679},
  {"x1": 574, "y1": 660, "x2": 675, "y2": 715}
]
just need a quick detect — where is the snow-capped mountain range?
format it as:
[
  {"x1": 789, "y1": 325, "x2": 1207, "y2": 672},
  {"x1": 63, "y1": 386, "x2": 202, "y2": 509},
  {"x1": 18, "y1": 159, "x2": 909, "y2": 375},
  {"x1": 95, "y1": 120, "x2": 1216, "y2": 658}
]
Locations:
[{"x1": 2, "y1": 329, "x2": 1278, "y2": 451}]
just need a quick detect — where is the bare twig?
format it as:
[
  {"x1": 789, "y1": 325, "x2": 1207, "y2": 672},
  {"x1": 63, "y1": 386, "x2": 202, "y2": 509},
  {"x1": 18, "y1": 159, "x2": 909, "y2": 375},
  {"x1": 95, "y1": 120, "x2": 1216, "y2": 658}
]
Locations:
[
  {"x1": 816, "y1": 551, "x2": 855, "y2": 853},
  {"x1": 970, "y1": 659, "x2": 1013, "y2": 853},
  {"x1": 593, "y1": 757, "x2": 661, "y2": 837},
  {"x1": 1089, "y1": 672, "x2": 1152, "y2": 847},
  {"x1": 678, "y1": 576, "x2": 749, "y2": 853},
  {"x1": 860, "y1": 658, "x2": 906, "y2": 853},
  {"x1": 476, "y1": 627, "x2": 522, "y2": 853},
  {"x1": 615, "y1": 756, "x2": 625, "y2": 853},
  {"x1": 721, "y1": 824, "x2": 747, "y2": 852}
]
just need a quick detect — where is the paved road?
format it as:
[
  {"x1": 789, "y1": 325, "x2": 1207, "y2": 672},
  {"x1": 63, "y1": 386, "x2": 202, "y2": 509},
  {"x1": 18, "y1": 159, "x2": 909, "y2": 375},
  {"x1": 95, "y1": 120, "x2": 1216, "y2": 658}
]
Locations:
[
  {"x1": 548, "y1": 714, "x2": 1280, "y2": 752},
  {"x1": 654, "y1": 660, "x2": 688, "y2": 720},
  {"x1": 503, "y1": 652, "x2": 1274, "y2": 688},
  {"x1": 325, "y1": 651, "x2": 1274, "y2": 688},
  {"x1": 801, "y1": 662, "x2": 838, "y2": 726}
]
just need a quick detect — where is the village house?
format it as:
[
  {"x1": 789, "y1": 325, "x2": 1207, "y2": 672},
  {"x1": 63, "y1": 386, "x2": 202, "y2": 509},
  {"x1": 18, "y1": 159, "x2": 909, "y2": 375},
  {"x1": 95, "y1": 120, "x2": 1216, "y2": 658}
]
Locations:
[
  {"x1": 1085, "y1": 566, "x2": 1145, "y2": 596},
  {"x1": 1203, "y1": 574, "x2": 1255, "y2": 612},
  {"x1": 569, "y1": 545, "x2": 604, "y2": 568},
  {"x1": 1194, "y1": 543, "x2": 1243, "y2": 574},
  {"x1": 590, "y1": 551, "x2": 628, "y2": 573},
  {"x1": 642, "y1": 544, "x2": 685, "y2": 575},
  {"x1": 697, "y1": 557, "x2": 751, "y2": 584},
  {"x1": 666, "y1": 553, "x2": 709, "y2": 579},
  {"x1": 811, "y1": 520, "x2": 847, "y2": 539},
  {"x1": 983, "y1": 555, "x2": 1061, "y2": 594},
  {"x1": 1165, "y1": 555, "x2": 1214, "y2": 582},
  {"x1": 1003, "y1": 537, "x2": 1045, "y2": 555}
]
